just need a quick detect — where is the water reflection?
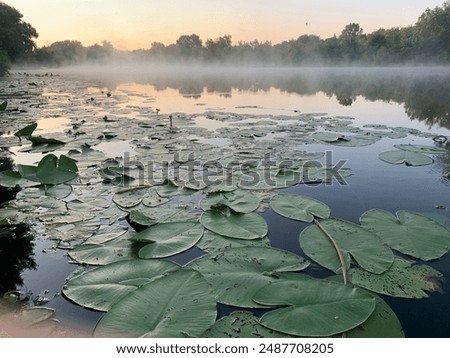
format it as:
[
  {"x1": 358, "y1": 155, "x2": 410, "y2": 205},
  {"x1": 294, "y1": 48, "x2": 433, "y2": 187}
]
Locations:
[
  {"x1": 71, "y1": 66, "x2": 450, "y2": 129},
  {"x1": 0, "y1": 152, "x2": 36, "y2": 294}
]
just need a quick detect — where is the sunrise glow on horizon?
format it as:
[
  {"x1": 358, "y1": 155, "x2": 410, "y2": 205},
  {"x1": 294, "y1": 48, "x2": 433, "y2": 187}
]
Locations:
[{"x1": 2, "y1": 0, "x2": 446, "y2": 50}]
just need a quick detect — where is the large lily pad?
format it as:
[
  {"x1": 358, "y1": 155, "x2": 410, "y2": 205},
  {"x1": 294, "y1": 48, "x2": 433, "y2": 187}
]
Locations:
[
  {"x1": 200, "y1": 207, "x2": 268, "y2": 239},
  {"x1": 349, "y1": 257, "x2": 443, "y2": 298},
  {"x1": 0, "y1": 170, "x2": 37, "y2": 188},
  {"x1": 270, "y1": 194, "x2": 330, "y2": 222},
  {"x1": 128, "y1": 205, "x2": 199, "y2": 226},
  {"x1": 130, "y1": 222, "x2": 204, "y2": 258},
  {"x1": 63, "y1": 259, "x2": 179, "y2": 311},
  {"x1": 254, "y1": 279, "x2": 376, "y2": 337},
  {"x1": 36, "y1": 154, "x2": 78, "y2": 185},
  {"x1": 394, "y1": 144, "x2": 447, "y2": 154},
  {"x1": 200, "y1": 189, "x2": 260, "y2": 213},
  {"x1": 94, "y1": 269, "x2": 217, "y2": 338},
  {"x1": 202, "y1": 311, "x2": 292, "y2": 338},
  {"x1": 378, "y1": 150, "x2": 433, "y2": 166},
  {"x1": 360, "y1": 209, "x2": 450, "y2": 261},
  {"x1": 188, "y1": 247, "x2": 309, "y2": 308},
  {"x1": 300, "y1": 218, "x2": 394, "y2": 274}
]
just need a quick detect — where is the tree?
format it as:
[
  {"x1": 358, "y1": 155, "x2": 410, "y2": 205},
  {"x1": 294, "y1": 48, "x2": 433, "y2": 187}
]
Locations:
[
  {"x1": 339, "y1": 23, "x2": 365, "y2": 61},
  {"x1": 175, "y1": 34, "x2": 203, "y2": 59},
  {"x1": 0, "y1": 2, "x2": 38, "y2": 75},
  {"x1": 205, "y1": 35, "x2": 232, "y2": 61}
]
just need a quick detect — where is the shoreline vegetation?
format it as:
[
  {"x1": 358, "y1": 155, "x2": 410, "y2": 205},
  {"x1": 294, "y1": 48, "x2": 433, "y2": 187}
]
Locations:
[{"x1": 1, "y1": 1, "x2": 450, "y2": 76}]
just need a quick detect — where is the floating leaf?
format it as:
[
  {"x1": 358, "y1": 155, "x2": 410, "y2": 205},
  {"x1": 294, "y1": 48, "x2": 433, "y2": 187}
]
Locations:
[
  {"x1": 68, "y1": 235, "x2": 140, "y2": 265},
  {"x1": 238, "y1": 168, "x2": 300, "y2": 190},
  {"x1": 270, "y1": 194, "x2": 330, "y2": 222},
  {"x1": 300, "y1": 218, "x2": 394, "y2": 274},
  {"x1": 63, "y1": 259, "x2": 179, "y2": 311},
  {"x1": 378, "y1": 150, "x2": 433, "y2": 166},
  {"x1": 94, "y1": 269, "x2": 217, "y2": 338},
  {"x1": 20, "y1": 136, "x2": 66, "y2": 153},
  {"x1": 349, "y1": 257, "x2": 443, "y2": 298},
  {"x1": 360, "y1": 209, "x2": 450, "y2": 261},
  {"x1": 202, "y1": 312, "x2": 291, "y2": 338},
  {"x1": 14, "y1": 123, "x2": 38, "y2": 139},
  {"x1": 130, "y1": 222, "x2": 204, "y2": 258},
  {"x1": 254, "y1": 278, "x2": 375, "y2": 337},
  {"x1": 36, "y1": 154, "x2": 78, "y2": 185},
  {"x1": 113, "y1": 186, "x2": 151, "y2": 208},
  {"x1": 188, "y1": 247, "x2": 309, "y2": 308},
  {"x1": 67, "y1": 197, "x2": 110, "y2": 212},
  {"x1": 196, "y1": 230, "x2": 270, "y2": 255},
  {"x1": 200, "y1": 189, "x2": 260, "y2": 213},
  {"x1": 44, "y1": 184, "x2": 72, "y2": 199},
  {"x1": 128, "y1": 205, "x2": 199, "y2": 227},
  {"x1": 156, "y1": 179, "x2": 196, "y2": 198},
  {"x1": 200, "y1": 207, "x2": 268, "y2": 239},
  {"x1": 0, "y1": 100, "x2": 7, "y2": 111},
  {"x1": 0, "y1": 170, "x2": 37, "y2": 188},
  {"x1": 394, "y1": 144, "x2": 447, "y2": 154},
  {"x1": 84, "y1": 224, "x2": 128, "y2": 245}
]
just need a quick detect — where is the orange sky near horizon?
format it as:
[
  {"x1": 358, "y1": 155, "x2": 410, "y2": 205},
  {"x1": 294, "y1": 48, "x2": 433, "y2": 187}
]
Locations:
[{"x1": 2, "y1": 0, "x2": 446, "y2": 50}]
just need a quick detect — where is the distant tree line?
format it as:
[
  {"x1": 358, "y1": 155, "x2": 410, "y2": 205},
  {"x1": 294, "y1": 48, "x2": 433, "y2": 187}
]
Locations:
[{"x1": 1, "y1": 1, "x2": 449, "y2": 74}]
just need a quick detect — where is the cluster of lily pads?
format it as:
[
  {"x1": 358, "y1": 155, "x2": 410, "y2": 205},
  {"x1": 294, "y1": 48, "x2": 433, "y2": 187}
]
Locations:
[{"x1": 1, "y1": 73, "x2": 450, "y2": 338}]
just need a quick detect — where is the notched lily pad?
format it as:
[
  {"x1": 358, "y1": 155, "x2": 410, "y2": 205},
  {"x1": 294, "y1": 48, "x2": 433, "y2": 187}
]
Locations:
[
  {"x1": 270, "y1": 194, "x2": 330, "y2": 222},
  {"x1": 360, "y1": 209, "x2": 450, "y2": 261},
  {"x1": 378, "y1": 150, "x2": 433, "y2": 166},
  {"x1": 188, "y1": 246, "x2": 309, "y2": 308},
  {"x1": 253, "y1": 278, "x2": 376, "y2": 337}
]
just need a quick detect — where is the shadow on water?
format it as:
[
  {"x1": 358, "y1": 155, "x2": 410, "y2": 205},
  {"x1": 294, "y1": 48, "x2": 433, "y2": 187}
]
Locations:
[{"x1": 0, "y1": 151, "x2": 36, "y2": 294}]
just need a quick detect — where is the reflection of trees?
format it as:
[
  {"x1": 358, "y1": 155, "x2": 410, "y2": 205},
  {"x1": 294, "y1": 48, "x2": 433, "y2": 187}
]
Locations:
[{"x1": 0, "y1": 152, "x2": 36, "y2": 294}]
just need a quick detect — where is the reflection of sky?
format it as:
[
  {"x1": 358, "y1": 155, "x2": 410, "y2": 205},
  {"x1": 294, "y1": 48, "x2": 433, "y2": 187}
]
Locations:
[{"x1": 4, "y1": 0, "x2": 445, "y2": 50}]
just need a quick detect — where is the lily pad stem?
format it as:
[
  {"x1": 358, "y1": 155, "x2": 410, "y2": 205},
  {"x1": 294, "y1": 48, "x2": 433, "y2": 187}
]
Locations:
[{"x1": 313, "y1": 219, "x2": 348, "y2": 285}]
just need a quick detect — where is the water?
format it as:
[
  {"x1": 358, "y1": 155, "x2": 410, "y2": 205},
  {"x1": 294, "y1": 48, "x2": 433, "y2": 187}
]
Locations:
[{"x1": 1, "y1": 66, "x2": 450, "y2": 337}]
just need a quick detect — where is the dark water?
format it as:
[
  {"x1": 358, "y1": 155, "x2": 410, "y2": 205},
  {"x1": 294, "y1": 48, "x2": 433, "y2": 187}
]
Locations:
[{"x1": 1, "y1": 67, "x2": 450, "y2": 337}]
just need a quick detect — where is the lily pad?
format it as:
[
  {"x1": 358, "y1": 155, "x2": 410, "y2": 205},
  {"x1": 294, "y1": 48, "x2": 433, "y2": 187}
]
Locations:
[
  {"x1": 94, "y1": 269, "x2": 217, "y2": 338},
  {"x1": 196, "y1": 230, "x2": 270, "y2": 255},
  {"x1": 128, "y1": 205, "x2": 199, "y2": 227},
  {"x1": 394, "y1": 144, "x2": 447, "y2": 154},
  {"x1": 378, "y1": 150, "x2": 433, "y2": 166},
  {"x1": 36, "y1": 154, "x2": 78, "y2": 185},
  {"x1": 253, "y1": 278, "x2": 376, "y2": 337},
  {"x1": 360, "y1": 209, "x2": 450, "y2": 261},
  {"x1": 14, "y1": 123, "x2": 38, "y2": 139},
  {"x1": 300, "y1": 218, "x2": 394, "y2": 274},
  {"x1": 0, "y1": 170, "x2": 37, "y2": 188},
  {"x1": 84, "y1": 224, "x2": 128, "y2": 245},
  {"x1": 188, "y1": 247, "x2": 309, "y2": 308},
  {"x1": 156, "y1": 179, "x2": 197, "y2": 198},
  {"x1": 200, "y1": 189, "x2": 260, "y2": 213},
  {"x1": 68, "y1": 235, "x2": 140, "y2": 265},
  {"x1": 44, "y1": 184, "x2": 72, "y2": 199},
  {"x1": 200, "y1": 207, "x2": 268, "y2": 239},
  {"x1": 0, "y1": 100, "x2": 6, "y2": 111},
  {"x1": 112, "y1": 186, "x2": 157, "y2": 209},
  {"x1": 202, "y1": 311, "x2": 292, "y2": 338},
  {"x1": 63, "y1": 259, "x2": 179, "y2": 311},
  {"x1": 270, "y1": 194, "x2": 330, "y2": 222},
  {"x1": 349, "y1": 257, "x2": 443, "y2": 299},
  {"x1": 129, "y1": 222, "x2": 204, "y2": 258}
]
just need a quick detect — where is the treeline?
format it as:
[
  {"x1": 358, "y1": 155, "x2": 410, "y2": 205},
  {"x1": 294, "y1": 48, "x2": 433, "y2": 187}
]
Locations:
[{"x1": 1, "y1": 1, "x2": 449, "y2": 74}]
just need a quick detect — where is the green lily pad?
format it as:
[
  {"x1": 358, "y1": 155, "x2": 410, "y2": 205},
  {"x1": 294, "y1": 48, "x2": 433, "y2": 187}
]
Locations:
[
  {"x1": 200, "y1": 207, "x2": 268, "y2": 239},
  {"x1": 84, "y1": 224, "x2": 128, "y2": 245},
  {"x1": 300, "y1": 218, "x2": 394, "y2": 274},
  {"x1": 360, "y1": 209, "x2": 450, "y2": 261},
  {"x1": 112, "y1": 186, "x2": 162, "y2": 209},
  {"x1": 20, "y1": 136, "x2": 66, "y2": 153},
  {"x1": 44, "y1": 184, "x2": 72, "y2": 199},
  {"x1": 63, "y1": 259, "x2": 179, "y2": 311},
  {"x1": 378, "y1": 150, "x2": 433, "y2": 166},
  {"x1": 156, "y1": 179, "x2": 197, "y2": 198},
  {"x1": 254, "y1": 279, "x2": 376, "y2": 337},
  {"x1": 200, "y1": 189, "x2": 260, "y2": 213},
  {"x1": 238, "y1": 168, "x2": 300, "y2": 190},
  {"x1": 94, "y1": 269, "x2": 217, "y2": 338},
  {"x1": 36, "y1": 154, "x2": 78, "y2": 185},
  {"x1": 68, "y1": 235, "x2": 140, "y2": 265},
  {"x1": 349, "y1": 257, "x2": 443, "y2": 298},
  {"x1": 394, "y1": 144, "x2": 447, "y2": 154},
  {"x1": 0, "y1": 170, "x2": 37, "y2": 188},
  {"x1": 196, "y1": 230, "x2": 270, "y2": 255},
  {"x1": 14, "y1": 123, "x2": 38, "y2": 139},
  {"x1": 202, "y1": 311, "x2": 292, "y2": 338},
  {"x1": 129, "y1": 222, "x2": 204, "y2": 258},
  {"x1": 188, "y1": 247, "x2": 309, "y2": 308},
  {"x1": 270, "y1": 194, "x2": 330, "y2": 222},
  {"x1": 0, "y1": 101, "x2": 7, "y2": 111},
  {"x1": 128, "y1": 205, "x2": 199, "y2": 226}
]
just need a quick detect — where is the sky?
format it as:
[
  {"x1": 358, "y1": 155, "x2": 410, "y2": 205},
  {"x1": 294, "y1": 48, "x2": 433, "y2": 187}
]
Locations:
[{"x1": 2, "y1": 0, "x2": 446, "y2": 50}]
